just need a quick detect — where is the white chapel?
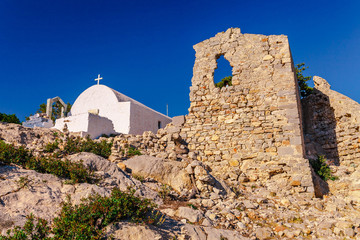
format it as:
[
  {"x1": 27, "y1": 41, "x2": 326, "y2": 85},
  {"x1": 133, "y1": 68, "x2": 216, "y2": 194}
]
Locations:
[{"x1": 54, "y1": 75, "x2": 172, "y2": 138}]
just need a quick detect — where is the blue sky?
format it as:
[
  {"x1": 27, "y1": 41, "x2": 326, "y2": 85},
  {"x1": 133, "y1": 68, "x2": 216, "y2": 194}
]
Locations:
[{"x1": 1, "y1": 0, "x2": 359, "y2": 121}]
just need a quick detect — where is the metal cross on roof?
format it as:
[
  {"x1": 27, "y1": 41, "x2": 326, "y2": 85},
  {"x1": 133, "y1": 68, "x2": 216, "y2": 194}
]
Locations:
[{"x1": 95, "y1": 74, "x2": 103, "y2": 85}]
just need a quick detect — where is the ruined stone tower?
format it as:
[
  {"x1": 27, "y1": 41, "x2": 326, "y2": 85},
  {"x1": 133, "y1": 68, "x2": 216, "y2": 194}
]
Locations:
[{"x1": 180, "y1": 28, "x2": 315, "y2": 197}]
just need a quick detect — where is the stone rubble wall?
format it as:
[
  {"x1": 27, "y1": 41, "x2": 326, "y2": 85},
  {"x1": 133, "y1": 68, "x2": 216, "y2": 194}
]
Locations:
[
  {"x1": 109, "y1": 116, "x2": 190, "y2": 162},
  {"x1": 179, "y1": 28, "x2": 315, "y2": 197},
  {"x1": 302, "y1": 76, "x2": 360, "y2": 167}
]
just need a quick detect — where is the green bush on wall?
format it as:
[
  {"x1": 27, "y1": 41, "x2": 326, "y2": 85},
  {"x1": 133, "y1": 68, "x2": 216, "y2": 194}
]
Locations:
[{"x1": 309, "y1": 155, "x2": 338, "y2": 181}]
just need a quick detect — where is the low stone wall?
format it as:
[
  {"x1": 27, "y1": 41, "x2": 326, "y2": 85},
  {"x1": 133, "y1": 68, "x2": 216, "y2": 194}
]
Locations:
[
  {"x1": 302, "y1": 76, "x2": 360, "y2": 167},
  {"x1": 109, "y1": 116, "x2": 190, "y2": 162}
]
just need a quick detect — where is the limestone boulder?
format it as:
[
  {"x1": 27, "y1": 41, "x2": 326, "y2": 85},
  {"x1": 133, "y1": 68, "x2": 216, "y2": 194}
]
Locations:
[
  {"x1": 105, "y1": 218, "x2": 249, "y2": 240},
  {"x1": 66, "y1": 152, "x2": 162, "y2": 204},
  {"x1": 123, "y1": 155, "x2": 192, "y2": 192},
  {"x1": 0, "y1": 122, "x2": 59, "y2": 147},
  {"x1": 0, "y1": 153, "x2": 161, "y2": 234},
  {"x1": 176, "y1": 207, "x2": 204, "y2": 223},
  {"x1": 0, "y1": 165, "x2": 111, "y2": 234},
  {"x1": 184, "y1": 225, "x2": 248, "y2": 240},
  {"x1": 105, "y1": 222, "x2": 164, "y2": 240}
]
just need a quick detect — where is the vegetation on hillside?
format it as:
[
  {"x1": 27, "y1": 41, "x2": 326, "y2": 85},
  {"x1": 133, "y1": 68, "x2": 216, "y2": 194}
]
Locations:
[
  {"x1": 44, "y1": 136, "x2": 113, "y2": 159},
  {"x1": 0, "y1": 140, "x2": 98, "y2": 184},
  {"x1": 0, "y1": 188, "x2": 158, "y2": 240},
  {"x1": 123, "y1": 146, "x2": 142, "y2": 157},
  {"x1": 0, "y1": 113, "x2": 21, "y2": 124}
]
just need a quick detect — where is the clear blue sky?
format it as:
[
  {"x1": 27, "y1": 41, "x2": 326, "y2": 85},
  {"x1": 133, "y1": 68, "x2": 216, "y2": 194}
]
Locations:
[{"x1": 1, "y1": 0, "x2": 360, "y2": 121}]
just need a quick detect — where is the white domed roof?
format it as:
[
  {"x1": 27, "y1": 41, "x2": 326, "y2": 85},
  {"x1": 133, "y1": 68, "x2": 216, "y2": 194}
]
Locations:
[
  {"x1": 56, "y1": 83, "x2": 172, "y2": 136},
  {"x1": 71, "y1": 85, "x2": 120, "y2": 116}
]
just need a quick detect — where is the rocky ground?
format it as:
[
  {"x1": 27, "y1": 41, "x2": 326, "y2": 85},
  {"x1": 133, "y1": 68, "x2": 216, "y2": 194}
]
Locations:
[{"x1": 0, "y1": 122, "x2": 360, "y2": 239}]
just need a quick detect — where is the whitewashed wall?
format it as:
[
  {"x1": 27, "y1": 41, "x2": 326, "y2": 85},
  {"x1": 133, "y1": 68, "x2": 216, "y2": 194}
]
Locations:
[
  {"x1": 55, "y1": 84, "x2": 172, "y2": 137},
  {"x1": 129, "y1": 102, "x2": 172, "y2": 135},
  {"x1": 54, "y1": 113, "x2": 90, "y2": 133},
  {"x1": 70, "y1": 85, "x2": 131, "y2": 134},
  {"x1": 87, "y1": 114, "x2": 116, "y2": 138},
  {"x1": 54, "y1": 113, "x2": 116, "y2": 139}
]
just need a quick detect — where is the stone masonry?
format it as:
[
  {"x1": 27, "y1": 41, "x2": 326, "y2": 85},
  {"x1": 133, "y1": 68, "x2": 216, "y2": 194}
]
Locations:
[
  {"x1": 303, "y1": 76, "x2": 360, "y2": 167},
  {"x1": 180, "y1": 28, "x2": 315, "y2": 197},
  {"x1": 109, "y1": 29, "x2": 360, "y2": 199}
]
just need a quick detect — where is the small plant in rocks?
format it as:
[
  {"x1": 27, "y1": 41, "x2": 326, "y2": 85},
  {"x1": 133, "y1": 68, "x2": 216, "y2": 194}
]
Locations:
[
  {"x1": 44, "y1": 140, "x2": 59, "y2": 153},
  {"x1": 158, "y1": 184, "x2": 172, "y2": 200},
  {"x1": 127, "y1": 146, "x2": 142, "y2": 157},
  {"x1": 133, "y1": 174, "x2": 145, "y2": 183},
  {"x1": 62, "y1": 136, "x2": 113, "y2": 158},
  {"x1": 0, "y1": 188, "x2": 157, "y2": 240},
  {"x1": 309, "y1": 155, "x2": 338, "y2": 181},
  {"x1": 0, "y1": 140, "x2": 98, "y2": 184},
  {"x1": 187, "y1": 203, "x2": 198, "y2": 210},
  {"x1": 44, "y1": 136, "x2": 113, "y2": 159}
]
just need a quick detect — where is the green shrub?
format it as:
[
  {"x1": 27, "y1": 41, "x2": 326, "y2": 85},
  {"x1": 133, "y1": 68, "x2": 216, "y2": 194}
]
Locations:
[
  {"x1": 80, "y1": 137, "x2": 112, "y2": 158},
  {"x1": 127, "y1": 147, "x2": 142, "y2": 157},
  {"x1": 0, "y1": 113, "x2": 21, "y2": 124},
  {"x1": 133, "y1": 174, "x2": 145, "y2": 182},
  {"x1": 120, "y1": 146, "x2": 142, "y2": 158},
  {"x1": 295, "y1": 63, "x2": 313, "y2": 98},
  {"x1": 28, "y1": 157, "x2": 97, "y2": 184},
  {"x1": 215, "y1": 76, "x2": 232, "y2": 88},
  {"x1": 0, "y1": 188, "x2": 157, "y2": 240},
  {"x1": 62, "y1": 136, "x2": 112, "y2": 158},
  {"x1": 44, "y1": 140, "x2": 59, "y2": 153},
  {"x1": 310, "y1": 155, "x2": 338, "y2": 181},
  {"x1": 62, "y1": 137, "x2": 82, "y2": 155},
  {"x1": 158, "y1": 184, "x2": 172, "y2": 200},
  {"x1": 0, "y1": 141, "x2": 33, "y2": 166},
  {"x1": 0, "y1": 141, "x2": 97, "y2": 184},
  {"x1": 187, "y1": 203, "x2": 198, "y2": 210},
  {"x1": 0, "y1": 214, "x2": 51, "y2": 240}
]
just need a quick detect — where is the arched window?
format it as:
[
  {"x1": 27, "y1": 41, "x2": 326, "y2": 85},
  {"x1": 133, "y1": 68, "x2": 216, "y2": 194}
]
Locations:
[{"x1": 214, "y1": 55, "x2": 233, "y2": 88}]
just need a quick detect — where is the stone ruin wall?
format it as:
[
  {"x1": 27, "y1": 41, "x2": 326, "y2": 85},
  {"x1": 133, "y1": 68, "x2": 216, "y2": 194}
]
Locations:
[
  {"x1": 302, "y1": 76, "x2": 360, "y2": 167},
  {"x1": 108, "y1": 28, "x2": 360, "y2": 199},
  {"x1": 179, "y1": 28, "x2": 315, "y2": 197}
]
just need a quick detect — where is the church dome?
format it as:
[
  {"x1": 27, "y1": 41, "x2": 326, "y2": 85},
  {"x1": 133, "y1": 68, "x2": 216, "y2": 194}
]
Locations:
[
  {"x1": 55, "y1": 82, "x2": 172, "y2": 137},
  {"x1": 71, "y1": 84, "x2": 120, "y2": 116}
]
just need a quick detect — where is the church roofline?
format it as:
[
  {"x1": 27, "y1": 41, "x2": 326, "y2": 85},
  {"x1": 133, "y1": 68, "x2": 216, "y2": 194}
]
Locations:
[{"x1": 94, "y1": 84, "x2": 171, "y2": 120}]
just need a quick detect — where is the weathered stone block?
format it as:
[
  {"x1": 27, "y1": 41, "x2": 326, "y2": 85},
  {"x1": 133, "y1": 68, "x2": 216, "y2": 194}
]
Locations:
[
  {"x1": 277, "y1": 147, "x2": 294, "y2": 156},
  {"x1": 172, "y1": 115, "x2": 185, "y2": 126}
]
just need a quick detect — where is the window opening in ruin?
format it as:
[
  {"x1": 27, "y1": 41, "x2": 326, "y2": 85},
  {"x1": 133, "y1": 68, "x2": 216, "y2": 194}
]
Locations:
[
  {"x1": 158, "y1": 121, "x2": 161, "y2": 129},
  {"x1": 214, "y1": 55, "x2": 233, "y2": 88}
]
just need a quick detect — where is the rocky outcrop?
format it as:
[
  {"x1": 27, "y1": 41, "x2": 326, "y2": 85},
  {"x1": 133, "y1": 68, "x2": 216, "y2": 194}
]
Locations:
[
  {"x1": 123, "y1": 155, "x2": 191, "y2": 193},
  {"x1": 105, "y1": 220, "x2": 248, "y2": 240},
  {"x1": 2, "y1": 28, "x2": 360, "y2": 239},
  {"x1": 0, "y1": 122, "x2": 59, "y2": 149},
  {"x1": 0, "y1": 152, "x2": 160, "y2": 234},
  {"x1": 123, "y1": 155, "x2": 229, "y2": 199}
]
